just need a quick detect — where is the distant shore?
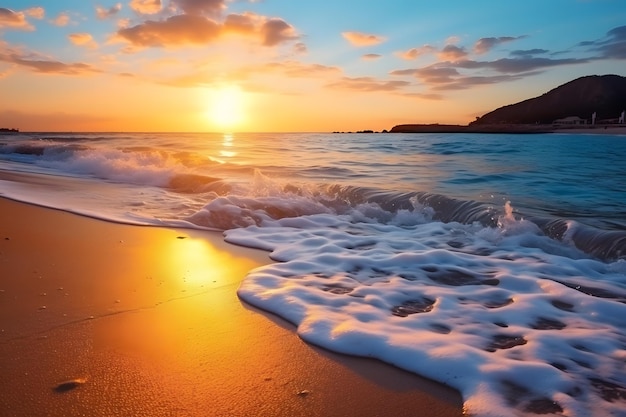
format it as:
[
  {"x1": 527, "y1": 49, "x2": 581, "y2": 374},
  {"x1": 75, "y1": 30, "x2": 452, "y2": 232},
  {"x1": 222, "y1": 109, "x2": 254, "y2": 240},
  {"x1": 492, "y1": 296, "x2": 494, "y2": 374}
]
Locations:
[{"x1": 388, "y1": 123, "x2": 626, "y2": 134}]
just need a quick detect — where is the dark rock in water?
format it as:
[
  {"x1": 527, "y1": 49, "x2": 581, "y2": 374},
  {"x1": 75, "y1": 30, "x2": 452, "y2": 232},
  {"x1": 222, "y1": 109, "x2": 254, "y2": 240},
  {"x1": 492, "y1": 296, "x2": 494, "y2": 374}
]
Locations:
[
  {"x1": 531, "y1": 317, "x2": 567, "y2": 330},
  {"x1": 391, "y1": 297, "x2": 436, "y2": 317},
  {"x1": 486, "y1": 334, "x2": 527, "y2": 352}
]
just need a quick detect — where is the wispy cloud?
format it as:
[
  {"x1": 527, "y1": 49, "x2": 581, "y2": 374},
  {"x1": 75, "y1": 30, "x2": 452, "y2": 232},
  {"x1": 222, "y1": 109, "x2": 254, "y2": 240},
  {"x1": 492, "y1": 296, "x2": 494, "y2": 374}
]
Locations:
[
  {"x1": 25, "y1": 7, "x2": 45, "y2": 20},
  {"x1": 396, "y1": 45, "x2": 436, "y2": 60},
  {"x1": 342, "y1": 31, "x2": 386, "y2": 47},
  {"x1": 327, "y1": 76, "x2": 409, "y2": 92},
  {"x1": 580, "y1": 25, "x2": 626, "y2": 59},
  {"x1": 50, "y1": 12, "x2": 71, "y2": 27},
  {"x1": 293, "y1": 42, "x2": 307, "y2": 55},
  {"x1": 456, "y1": 57, "x2": 589, "y2": 73},
  {"x1": 387, "y1": 27, "x2": 626, "y2": 93},
  {"x1": 473, "y1": 36, "x2": 523, "y2": 54},
  {"x1": 362, "y1": 53, "x2": 382, "y2": 60},
  {"x1": 392, "y1": 54, "x2": 588, "y2": 91},
  {"x1": 510, "y1": 49, "x2": 549, "y2": 57},
  {"x1": 96, "y1": 3, "x2": 122, "y2": 20},
  {"x1": 3, "y1": 57, "x2": 100, "y2": 75},
  {"x1": 261, "y1": 61, "x2": 341, "y2": 77},
  {"x1": 0, "y1": 42, "x2": 100, "y2": 75}
]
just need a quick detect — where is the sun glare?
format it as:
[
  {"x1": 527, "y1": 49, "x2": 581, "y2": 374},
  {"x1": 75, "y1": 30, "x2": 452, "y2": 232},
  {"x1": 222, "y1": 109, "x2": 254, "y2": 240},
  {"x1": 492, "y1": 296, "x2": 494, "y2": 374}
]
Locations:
[{"x1": 206, "y1": 85, "x2": 246, "y2": 131}]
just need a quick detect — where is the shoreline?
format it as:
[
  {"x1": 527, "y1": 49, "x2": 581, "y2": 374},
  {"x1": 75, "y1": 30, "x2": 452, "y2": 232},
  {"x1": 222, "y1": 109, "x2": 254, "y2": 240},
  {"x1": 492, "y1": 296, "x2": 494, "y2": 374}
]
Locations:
[
  {"x1": 0, "y1": 197, "x2": 463, "y2": 416},
  {"x1": 389, "y1": 123, "x2": 626, "y2": 134}
]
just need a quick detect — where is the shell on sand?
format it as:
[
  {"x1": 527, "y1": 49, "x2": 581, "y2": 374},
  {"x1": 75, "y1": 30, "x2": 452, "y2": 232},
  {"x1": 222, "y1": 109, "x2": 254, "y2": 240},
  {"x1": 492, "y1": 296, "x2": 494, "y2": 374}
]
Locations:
[{"x1": 53, "y1": 378, "x2": 88, "y2": 393}]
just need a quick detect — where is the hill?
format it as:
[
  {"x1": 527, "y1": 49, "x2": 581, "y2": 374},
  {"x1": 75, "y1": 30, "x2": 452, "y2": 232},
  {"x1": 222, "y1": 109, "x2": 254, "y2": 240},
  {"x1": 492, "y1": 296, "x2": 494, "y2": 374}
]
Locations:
[{"x1": 471, "y1": 74, "x2": 626, "y2": 125}]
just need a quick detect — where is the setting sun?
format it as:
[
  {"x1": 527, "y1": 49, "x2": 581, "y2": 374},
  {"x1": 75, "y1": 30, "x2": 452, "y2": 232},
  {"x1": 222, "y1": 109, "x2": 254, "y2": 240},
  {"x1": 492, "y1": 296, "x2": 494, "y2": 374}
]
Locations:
[{"x1": 206, "y1": 85, "x2": 246, "y2": 131}]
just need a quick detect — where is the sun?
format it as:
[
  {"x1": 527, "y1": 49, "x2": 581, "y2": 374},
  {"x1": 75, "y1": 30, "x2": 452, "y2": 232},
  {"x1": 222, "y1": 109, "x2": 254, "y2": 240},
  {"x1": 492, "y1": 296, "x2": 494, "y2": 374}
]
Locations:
[{"x1": 206, "y1": 85, "x2": 246, "y2": 131}]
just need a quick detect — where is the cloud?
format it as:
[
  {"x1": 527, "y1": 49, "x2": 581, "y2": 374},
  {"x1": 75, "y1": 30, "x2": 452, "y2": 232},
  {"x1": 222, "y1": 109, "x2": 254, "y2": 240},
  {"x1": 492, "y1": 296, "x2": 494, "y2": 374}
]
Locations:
[
  {"x1": 50, "y1": 12, "x2": 71, "y2": 27},
  {"x1": 392, "y1": 66, "x2": 460, "y2": 84},
  {"x1": 391, "y1": 53, "x2": 588, "y2": 92},
  {"x1": 431, "y1": 74, "x2": 531, "y2": 91},
  {"x1": 446, "y1": 36, "x2": 461, "y2": 45},
  {"x1": 115, "y1": 13, "x2": 299, "y2": 49},
  {"x1": 260, "y1": 18, "x2": 298, "y2": 46},
  {"x1": 0, "y1": 42, "x2": 100, "y2": 75},
  {"x1": 116, "y1": 15, "x2": 220, "y2": 47},
  {"x1": 362, "y1": 53, "x2": 381, "y2": 60},
  {"x1": 397, "y1": 45, "x2": 436, "y2": 60},
  {"x1": 326, "y1": 76, "x2": 410, "y2": 92},
  {"x1": 392, "y1": 63, "x2": 533, "y2": 91},
  {"x1": 293, "y1": 42, "x2": 307, "y2": 54},
  {"x1": 171, "y1": 0, "x2": 226, "y2": 16},
  {"x1": 400, "y1": 92, "x2": 443, "y2": 100},
  {"x1": 342, "y1": 31, "x2": 386, "y2": 47},
  {"x1": 25, "y1": 7, "x2": 45, "y2": 20},
  {"x1": 96, "y1": 3, "x2": 122, "y2": 20},
  {"x1": 0, "y1": 8, "x2": 34, "y2": 30},
  {"x1": 437, "y1": 44, "x2": 468, "y2": 62},
  {"x1": 509, "y1": 49, "x2": 549, "y2": 57},
  {"x1": 473, "y1": 36, "x2": 522, "y2": 54},
  {"x1": 2, "y1": 56, "x2": 99, "y2": 75},
  {"x1": 455, "y1": 57, "x2": 590, "y2": 73},
  {"x1": 582, "y1": 25, "x2": 626, "y2": 59},
  {"x1": 69, "y1": 33, "x2": 98, "y2": 49},
  {"x1": 130, "y1": 0, "x2": 162, "y2": 14},
  {"x1": 390, "y1": 26, "x2": 626, "y2": 95},
  {"x1": 262, "y1": 61, "x2": 341, "y2": 77}
]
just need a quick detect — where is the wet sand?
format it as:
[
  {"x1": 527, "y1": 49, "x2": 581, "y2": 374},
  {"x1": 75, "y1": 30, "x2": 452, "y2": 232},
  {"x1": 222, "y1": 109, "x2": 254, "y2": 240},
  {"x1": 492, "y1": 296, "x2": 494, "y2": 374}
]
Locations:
[{"x1": 0, "y1": 197, "x2": 464, "y2": 417}]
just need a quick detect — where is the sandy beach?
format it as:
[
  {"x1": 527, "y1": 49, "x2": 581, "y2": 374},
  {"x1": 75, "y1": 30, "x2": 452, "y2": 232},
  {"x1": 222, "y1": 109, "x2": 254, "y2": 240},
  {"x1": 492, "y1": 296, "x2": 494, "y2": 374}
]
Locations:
[{"x1": 0, "y1": 197, "x2": 463, "y2": 417}]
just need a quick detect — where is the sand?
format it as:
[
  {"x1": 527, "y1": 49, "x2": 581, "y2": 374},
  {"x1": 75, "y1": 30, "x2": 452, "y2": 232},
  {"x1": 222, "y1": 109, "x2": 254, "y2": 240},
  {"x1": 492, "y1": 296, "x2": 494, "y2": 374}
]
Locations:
[{"x1": 0, "y1": 197, "x2": 464, "y2": 417}]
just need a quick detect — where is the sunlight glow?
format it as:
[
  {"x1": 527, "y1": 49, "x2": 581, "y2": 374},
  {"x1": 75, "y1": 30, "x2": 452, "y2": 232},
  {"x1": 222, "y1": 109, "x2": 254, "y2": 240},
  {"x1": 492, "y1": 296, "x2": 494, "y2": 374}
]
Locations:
[{"x1": 206, "y1": 85, "x2": 246, "y2": 131}]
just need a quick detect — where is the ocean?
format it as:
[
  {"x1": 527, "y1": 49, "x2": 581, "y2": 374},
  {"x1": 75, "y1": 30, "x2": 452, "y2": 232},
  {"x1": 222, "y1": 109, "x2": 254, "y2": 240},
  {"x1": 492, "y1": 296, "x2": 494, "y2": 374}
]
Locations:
[{"x1": 0, "y1": 131, "x2": 625, "y2": 416}]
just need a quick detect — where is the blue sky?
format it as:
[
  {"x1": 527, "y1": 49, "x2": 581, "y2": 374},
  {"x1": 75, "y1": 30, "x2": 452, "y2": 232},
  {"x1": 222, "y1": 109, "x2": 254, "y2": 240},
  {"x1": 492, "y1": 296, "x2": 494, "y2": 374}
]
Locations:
[{"x1": 0, "y1": 0, "x2": 625, "y2": 131}]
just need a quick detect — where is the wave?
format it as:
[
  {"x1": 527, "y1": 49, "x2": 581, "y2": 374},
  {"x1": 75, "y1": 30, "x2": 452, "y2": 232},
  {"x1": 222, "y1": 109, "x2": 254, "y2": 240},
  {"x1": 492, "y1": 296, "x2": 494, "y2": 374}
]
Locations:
[
  {"x1": 183, "y1": 180, "x2": 626, "y2": 262},
  {"x1": 309, "y1": 185, "x2": 626, "y2": 261},
  {"x1": 1, "y1": 138, "x2": 624, "y2": 261}
]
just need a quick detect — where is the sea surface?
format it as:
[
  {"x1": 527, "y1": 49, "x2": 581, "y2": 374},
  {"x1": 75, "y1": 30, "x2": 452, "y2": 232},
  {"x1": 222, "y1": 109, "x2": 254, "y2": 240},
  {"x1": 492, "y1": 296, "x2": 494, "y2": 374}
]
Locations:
[{"x1": 1, "y1": 131, "x2": 625, "y2": 416}]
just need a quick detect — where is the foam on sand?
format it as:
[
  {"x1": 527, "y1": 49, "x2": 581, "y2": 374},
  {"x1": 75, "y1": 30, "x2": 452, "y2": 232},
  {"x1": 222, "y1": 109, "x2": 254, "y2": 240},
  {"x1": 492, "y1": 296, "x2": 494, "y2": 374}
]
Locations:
[{"x1": 229, "y1": 202, "x2": 626, "y2": 417}]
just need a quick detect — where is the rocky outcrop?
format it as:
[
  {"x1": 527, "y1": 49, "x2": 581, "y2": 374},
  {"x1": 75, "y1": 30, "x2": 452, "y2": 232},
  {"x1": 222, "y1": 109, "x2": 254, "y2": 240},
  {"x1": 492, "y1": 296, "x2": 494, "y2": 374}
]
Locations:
[{"x1": 471, "y1": 74, "x2": 626, "y2": 125}]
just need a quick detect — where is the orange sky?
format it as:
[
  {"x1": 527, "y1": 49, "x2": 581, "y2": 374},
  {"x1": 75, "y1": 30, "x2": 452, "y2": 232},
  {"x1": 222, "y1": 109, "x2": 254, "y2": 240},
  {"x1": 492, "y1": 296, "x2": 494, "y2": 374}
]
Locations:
[{"x1": 1, "y1": 1, "x2": 625, "y2": 132}]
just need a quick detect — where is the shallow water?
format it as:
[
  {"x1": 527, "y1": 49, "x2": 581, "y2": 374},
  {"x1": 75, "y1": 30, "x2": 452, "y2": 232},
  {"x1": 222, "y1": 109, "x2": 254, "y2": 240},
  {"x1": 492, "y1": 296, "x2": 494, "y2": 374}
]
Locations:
[{"x1": 1, "y1": 131, "x2": 625, "y2": 416}]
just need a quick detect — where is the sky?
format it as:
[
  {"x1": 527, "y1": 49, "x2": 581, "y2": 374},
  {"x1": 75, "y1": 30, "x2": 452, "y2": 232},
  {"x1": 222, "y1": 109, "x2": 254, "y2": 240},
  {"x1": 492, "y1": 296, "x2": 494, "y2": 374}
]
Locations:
[{"x1": 0, "y1": 0, "x2": 625, "y2": 132}]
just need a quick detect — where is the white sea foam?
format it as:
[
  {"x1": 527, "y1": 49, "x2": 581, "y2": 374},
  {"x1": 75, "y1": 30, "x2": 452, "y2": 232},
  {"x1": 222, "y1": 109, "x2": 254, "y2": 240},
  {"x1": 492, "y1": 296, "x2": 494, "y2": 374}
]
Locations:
[
  {"x1": 37, "y1": 146, "x2": 182, "y2": 187},
  {"x1": 228, "y1": 204, "x2": 626, "y2": 417}
]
